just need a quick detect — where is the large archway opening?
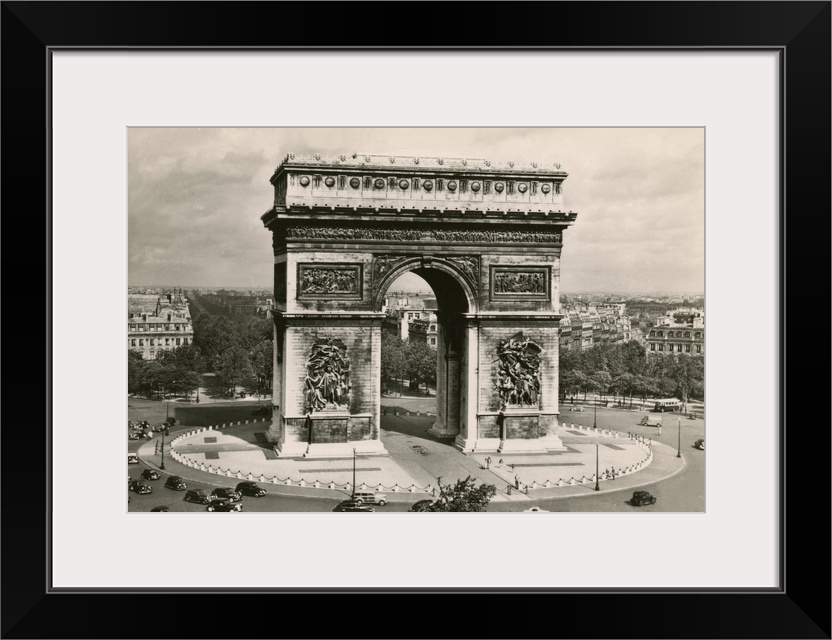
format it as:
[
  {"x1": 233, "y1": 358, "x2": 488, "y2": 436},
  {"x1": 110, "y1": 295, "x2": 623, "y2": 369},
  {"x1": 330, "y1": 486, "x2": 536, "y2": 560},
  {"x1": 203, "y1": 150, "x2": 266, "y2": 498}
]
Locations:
[{"x1": 378, "y1": 265, "x2": 471, "y2": 447}]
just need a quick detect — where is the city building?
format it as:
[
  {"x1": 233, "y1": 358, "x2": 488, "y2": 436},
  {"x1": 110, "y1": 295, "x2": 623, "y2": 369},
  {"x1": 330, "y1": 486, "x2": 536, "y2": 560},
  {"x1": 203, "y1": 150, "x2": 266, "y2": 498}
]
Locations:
[
  {"x1": 645, "y1": 308, "x2": 704, "y2": 356},
  {"x1": 128, "y1": 289, "x2": 194, "y2": 359},
  {"x1": 408, "y1": 316, "x2": 438, "y2": 347},
  {"x1": 558, "y1": 302, "x2": 633, "y2": 352},
  {"x1": 382, "y1": 292, "x2": 437, "y2": 341}
]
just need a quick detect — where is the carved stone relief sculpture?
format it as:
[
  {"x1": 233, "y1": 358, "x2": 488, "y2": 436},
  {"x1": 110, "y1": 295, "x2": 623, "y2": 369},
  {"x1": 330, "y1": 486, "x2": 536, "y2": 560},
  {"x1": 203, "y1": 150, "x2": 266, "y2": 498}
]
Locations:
[
  {"x1": 304, "y1": 338, "x2": 351, "y2": 413},
  {"x1": 494, "y1": 332, "x2": 542, "y2": 409}
]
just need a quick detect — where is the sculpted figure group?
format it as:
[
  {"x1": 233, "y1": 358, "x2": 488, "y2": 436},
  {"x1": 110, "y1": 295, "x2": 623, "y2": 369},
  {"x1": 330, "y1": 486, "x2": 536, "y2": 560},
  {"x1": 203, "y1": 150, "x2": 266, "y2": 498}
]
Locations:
[
  {"x1": 304, "y1": 338, "x2": 351, "y2": 413},
  {"x1": 495, "y1": 333, "x2": 542, "y2": 408}
]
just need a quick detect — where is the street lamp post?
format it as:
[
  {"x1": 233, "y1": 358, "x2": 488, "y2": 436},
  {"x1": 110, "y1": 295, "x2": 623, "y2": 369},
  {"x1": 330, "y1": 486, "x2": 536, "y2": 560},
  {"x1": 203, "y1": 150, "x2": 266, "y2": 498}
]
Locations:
[
  {"x1": 351, "y1": 448, "x2": 356, "y2": 498},
  {"x1": 677, "y1": 416, "x2": 682, "y2": 458},
  {"x1": 593, "y1": 400, "x2": 597, "y2": 429},
  {"x1": 160, "y1": 426, "x2": 166, "y2": 471},
  {"x1": 594, "y1": 443, "x2": 600, "y2": 491}
]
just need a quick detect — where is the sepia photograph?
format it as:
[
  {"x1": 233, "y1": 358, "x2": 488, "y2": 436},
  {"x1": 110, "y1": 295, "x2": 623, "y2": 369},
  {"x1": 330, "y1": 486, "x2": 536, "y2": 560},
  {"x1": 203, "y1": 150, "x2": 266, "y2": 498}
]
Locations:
[{"x1": 127, "y1": 127, "x2": 705, "y2": 514}]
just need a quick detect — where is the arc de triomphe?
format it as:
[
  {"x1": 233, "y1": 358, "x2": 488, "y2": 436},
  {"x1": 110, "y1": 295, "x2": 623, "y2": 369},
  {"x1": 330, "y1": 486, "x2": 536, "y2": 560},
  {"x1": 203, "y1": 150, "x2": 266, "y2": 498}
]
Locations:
[{"x1": 261, "y1": 153, "x2": 578, "y2": 458}]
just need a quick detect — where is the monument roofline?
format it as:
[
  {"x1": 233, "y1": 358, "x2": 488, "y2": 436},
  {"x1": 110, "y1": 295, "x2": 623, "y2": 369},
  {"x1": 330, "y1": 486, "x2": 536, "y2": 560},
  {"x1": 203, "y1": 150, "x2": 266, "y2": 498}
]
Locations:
[{"x1": 271, "y1": 152, "x2": 567, "y2": 183}]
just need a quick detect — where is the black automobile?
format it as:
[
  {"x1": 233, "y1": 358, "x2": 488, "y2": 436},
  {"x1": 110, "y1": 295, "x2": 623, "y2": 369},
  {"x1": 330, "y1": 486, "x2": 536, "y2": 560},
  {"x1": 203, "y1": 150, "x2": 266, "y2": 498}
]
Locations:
[
  {"x1": 408, "y1": 500, "x2": 435, "y2": 512},
  {"x1": 235, "y1": 481, "x2": 266, "y2": 497},
  {"x1": 206, "y1": 499, "x2": 243, "y2": 512},
  {"x1": 141, "y1": 469, "x2": 161, "y2": 481},
  {"x1": 129, "y1": 480, "x2": 152, "y2": 495},
  {"x1": 332, "y1": 499, "x2": 374, "y2": 513},
  {"x1": 694, "y1": 439, "x2": 705, "y2": 450},
  {"x1": 631, "y1": 490, "x2": 657, "y2": 506},
  {"x1": 150, "y1": 506, "x2": 170, "y2": 512},
  {"x1": 251, "y1": 406, "x2": 271, "y2": 416},
  {"x1": 184, "y1": 490, "x2": 211, "y2": 505},
  {"x1": 164, "y1": 476, "x2": 187, "y2": 491},
  {"x1": 128, "y1": 432, "x2": 140, "y2": 440},
  {"x1": 211, "y1": 487, "x2": 242, "y2": 502}
]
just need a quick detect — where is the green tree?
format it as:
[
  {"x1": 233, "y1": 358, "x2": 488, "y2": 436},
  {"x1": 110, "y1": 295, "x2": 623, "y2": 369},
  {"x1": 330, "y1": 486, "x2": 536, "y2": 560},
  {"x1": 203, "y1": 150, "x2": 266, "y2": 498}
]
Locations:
[
  {"x1": 426, "y1": 476, "x2": 497, "y2": 512},
  {"x1": 381, "y1": 331, "x2": 407, "y2": 395},
  {"x1": 218, "y1": 345, "x2": 254, "y2": 397},
  {"x1": 590, "y1": 371, "x2": 613, "y2": 402},
  {"x1": 406, "y1": 341, "x2": 437, "y2": 395},
  {"x1": 248, "y1": 339, "x2": 274, "y2": 397}
]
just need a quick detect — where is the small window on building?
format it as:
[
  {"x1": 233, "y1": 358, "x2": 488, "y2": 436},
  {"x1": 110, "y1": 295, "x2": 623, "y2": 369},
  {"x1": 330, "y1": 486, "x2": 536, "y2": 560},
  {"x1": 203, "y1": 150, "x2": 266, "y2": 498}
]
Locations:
[
  {"x1": 176, "y1": 338, "x2": 181, "y2": 345},
  {"x1": 685, "y1": 345, "x2": 691, "y2": 353},
  {"x1": 150, "y1": 339, "x2": 155, "y2": 346},
  {"x1": 184, "y1": 337, "x2": 189, "y2": 345},
  {"x1": 696, "y1": 345, "x2": 702, "y2": 353},
  {"x1": 165, "y1": 338, "x2": 170, "y2": 346},
  {"x1": 657, "y1": 331, "x2": 663, "y2": 337},
  {"x1": 659, "y1": 345, "x2": 664, "y2": 351},
  {"x1": 650, "y1": 331, "x2": 655, "y2": 336},
  {"x1": 430, "y1": 338, "x2": 436, "y2": 346},
  {"x1": 695, "y1": 332, "x2": 701, "y2": 339},
  {"x1": 131, "y1": 339, "x2": 136, "y2": 346},
  {"x1": 685, "y1": 331, "x2": 691, "y2": 338},
  {"x1": 676, "y1": 344, "x2": 682, "y2": 352},
  {"x1": 139, "y1": 339, "x2": 144, "y2": 346},
  {"x1": 650, "y1": 343, "x2": 656, "y2": 351}
]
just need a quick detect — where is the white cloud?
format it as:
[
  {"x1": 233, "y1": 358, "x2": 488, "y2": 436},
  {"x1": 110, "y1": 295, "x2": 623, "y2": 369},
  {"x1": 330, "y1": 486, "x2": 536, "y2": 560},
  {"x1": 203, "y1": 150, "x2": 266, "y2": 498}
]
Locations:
[{"x1": 128, "y1": 127, "x2": 704, "y2": 293}]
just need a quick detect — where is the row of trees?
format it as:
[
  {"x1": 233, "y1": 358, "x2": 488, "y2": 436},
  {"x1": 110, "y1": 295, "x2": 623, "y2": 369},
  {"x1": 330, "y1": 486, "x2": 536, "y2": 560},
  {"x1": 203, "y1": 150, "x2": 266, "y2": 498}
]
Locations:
[
  {"x1": 380, "y1": 330, "x2": 438, "y2": 396},
  {"x1": 559, "y1": 341, "x2": 704, "y2": 407},
  {"x1": 128, "y1": 314, "x2": 274, "y2": 400}
]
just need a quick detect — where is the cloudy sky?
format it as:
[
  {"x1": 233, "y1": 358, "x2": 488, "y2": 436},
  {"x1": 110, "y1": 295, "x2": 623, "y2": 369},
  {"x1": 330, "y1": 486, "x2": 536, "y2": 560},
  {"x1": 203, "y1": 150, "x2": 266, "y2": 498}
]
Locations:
[{"x1": 128, "y1": 128, "x2": 703, "y2": 294}]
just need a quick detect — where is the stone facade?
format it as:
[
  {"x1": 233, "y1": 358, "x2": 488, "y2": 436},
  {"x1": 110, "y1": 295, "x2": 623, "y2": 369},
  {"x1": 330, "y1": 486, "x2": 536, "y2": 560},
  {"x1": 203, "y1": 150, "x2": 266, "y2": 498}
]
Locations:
[{"x1": 262, "y1": 153, "x2": 578, "y2": 457}]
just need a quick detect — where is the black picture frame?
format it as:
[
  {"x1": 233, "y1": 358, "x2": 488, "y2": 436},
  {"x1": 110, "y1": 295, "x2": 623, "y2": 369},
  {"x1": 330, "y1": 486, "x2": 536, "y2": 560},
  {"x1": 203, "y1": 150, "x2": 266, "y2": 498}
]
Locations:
[{"x1": 2, "y1": 2, "x2": 829, "y2": 639}]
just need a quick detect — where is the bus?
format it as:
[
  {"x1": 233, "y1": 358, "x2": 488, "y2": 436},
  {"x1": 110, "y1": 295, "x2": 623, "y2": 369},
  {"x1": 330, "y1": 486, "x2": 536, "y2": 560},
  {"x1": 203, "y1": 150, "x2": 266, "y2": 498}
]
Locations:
[{"x1": 653, "y1": 398, "x2": 681, "y2": 412}]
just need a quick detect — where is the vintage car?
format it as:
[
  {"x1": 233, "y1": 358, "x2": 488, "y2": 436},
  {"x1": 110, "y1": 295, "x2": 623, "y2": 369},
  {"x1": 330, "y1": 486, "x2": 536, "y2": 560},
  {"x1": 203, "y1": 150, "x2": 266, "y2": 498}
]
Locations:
[
  {"x1": 211, "y1": 487, "x2": 242, "y2": 502},
  {"x1": 141, "y1": 469, "x2": 161, "y2": 481},
  {"x1": 639, "y1": 415, "x2": 663, "y2": 427},
  {"x1": 206, "y1": 499, "x2": 243, "y2": 512},
  {"x1": 129, "y1": 480, "x2": 152, "y2": 495},
  {"x1": 694, "y1": 439, "x2": 705, "y2": 450},
  {"x1": 631, "y1": 490, "x2": 657, "y2": 506},
  {"x1": 332, "y1": 500, "x2": 374, "y2": 513},
  {"x1": 235, "y1": 482, "x2": 267, "y2": 497},
  {"x1": 164, "y1": 476, "x2": 187, "y2": 491},
  {"x1": 184, "y1": 490, "x2": 211, "y2": 505},
  {"x1": 408, "y1": 500, "x2": 435, "y2": 512}
]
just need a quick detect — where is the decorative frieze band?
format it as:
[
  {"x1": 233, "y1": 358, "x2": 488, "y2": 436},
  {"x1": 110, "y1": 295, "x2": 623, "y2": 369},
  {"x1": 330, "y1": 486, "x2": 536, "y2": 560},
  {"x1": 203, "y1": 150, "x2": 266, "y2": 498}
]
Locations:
[{"x1": 285, "y1": 225, "x2": 562, "y2": 245}]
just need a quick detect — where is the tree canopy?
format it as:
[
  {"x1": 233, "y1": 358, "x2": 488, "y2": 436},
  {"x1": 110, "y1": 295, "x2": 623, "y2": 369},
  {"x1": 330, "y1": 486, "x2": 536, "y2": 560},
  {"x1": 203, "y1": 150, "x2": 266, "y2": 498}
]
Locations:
[{"x1": 425, "y1": 476, "x2": 497, "y2": 512}]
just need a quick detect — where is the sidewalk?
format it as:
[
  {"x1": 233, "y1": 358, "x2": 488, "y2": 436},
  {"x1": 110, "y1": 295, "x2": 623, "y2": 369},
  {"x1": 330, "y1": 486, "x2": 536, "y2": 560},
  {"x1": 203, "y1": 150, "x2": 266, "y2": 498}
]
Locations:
[{"x1": 137, "y1": 413, "x2": 680, "y2": 503}]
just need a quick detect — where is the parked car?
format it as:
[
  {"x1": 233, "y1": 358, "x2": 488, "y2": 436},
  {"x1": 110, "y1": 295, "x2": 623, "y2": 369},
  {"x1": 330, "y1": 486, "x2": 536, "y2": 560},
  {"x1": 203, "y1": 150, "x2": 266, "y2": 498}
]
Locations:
[
  {"x1": 332, "y1": 500, "x2": 374, "y2": 512},
  {"x1": 639, "y1": 415, "x2": 663, "y2": 427},
  {"x1": 128, "y1": 432, "x2": 141, "y2": 440},
  {"x1": 251, "y1": 406, "x2": 271, "y2": 416},
  {"x1": 141, "y1": 469, "x2": 161, "y2": 481},
  {"x1": 211, "y1": 487, "x2": 242, "y2": 502},
  {"x1": 129, "y1": 481, "x2": 152, "y2": 495},
  {"x1": 150, "y1": 506, "x2": 170, "y2": 512},
  {"x1": 184, "y1": 490, "x2": 211, "y2": 505},
  {"x1": 631, "y1": 490, "x2": 657, "y2": 506},
  {"x1": 694, "y1": 439, "x2": 705, "y2": 450},
  {"x1": 164, "y1": 476, "x2": 187, "y2": 491},
  {"x1": 352, "y1": 491, "x2": 388, "y2": 506},
  {"x1": 523, "y1": 506, "x2": 551, "y2": 512},
  {"x1": 128, "y1": 453, "x2": 139, "y2": 464},
  {"x1": 408, "y1": 500, "x2": 435, "y2": 512},
  {"x1": 207, "y1": 499, "x2": 243, "y2": 512},
  {"x1": 570, "y1": 405, "x2": 585, "y2": 412},
  {"x1": 235, "y1": 482, "x2": 266, "y2": 497}
]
